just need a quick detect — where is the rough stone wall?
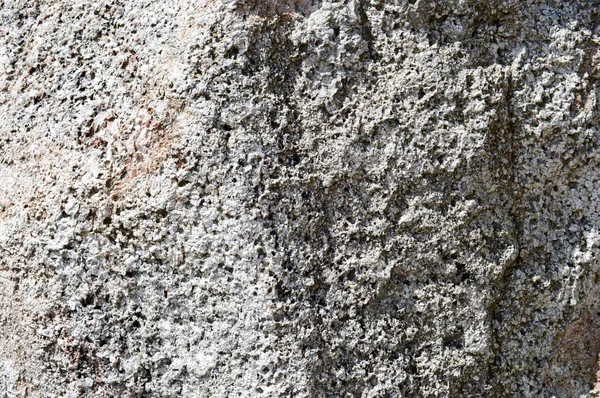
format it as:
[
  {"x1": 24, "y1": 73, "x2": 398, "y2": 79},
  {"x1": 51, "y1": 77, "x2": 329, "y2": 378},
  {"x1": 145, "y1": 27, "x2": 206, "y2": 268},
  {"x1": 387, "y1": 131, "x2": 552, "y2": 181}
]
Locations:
[{"x1": 0, "y1": 0, "x2": 599, "y2": 397}]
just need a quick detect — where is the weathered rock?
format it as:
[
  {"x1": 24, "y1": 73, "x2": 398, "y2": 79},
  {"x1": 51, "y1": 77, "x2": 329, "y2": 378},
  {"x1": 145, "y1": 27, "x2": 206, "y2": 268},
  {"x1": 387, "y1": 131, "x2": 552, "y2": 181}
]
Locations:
[{"x1": 0, "y1": 0, "x2": 599, "y2": 396}]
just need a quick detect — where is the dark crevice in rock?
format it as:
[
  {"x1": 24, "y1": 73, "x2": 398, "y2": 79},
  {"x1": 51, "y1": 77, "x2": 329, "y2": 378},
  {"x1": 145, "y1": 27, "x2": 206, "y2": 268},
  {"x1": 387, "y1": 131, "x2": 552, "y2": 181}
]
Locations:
[{"x1": 355, "y1": 0, "x2": 379, "y2": 61}]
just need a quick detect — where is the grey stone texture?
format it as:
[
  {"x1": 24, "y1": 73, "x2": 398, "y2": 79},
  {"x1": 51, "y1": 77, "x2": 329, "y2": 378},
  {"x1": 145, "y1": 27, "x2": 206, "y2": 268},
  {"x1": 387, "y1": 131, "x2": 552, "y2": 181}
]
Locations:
[{"x1": 0, "y1": 0, "x2": 600, "y2": 396}]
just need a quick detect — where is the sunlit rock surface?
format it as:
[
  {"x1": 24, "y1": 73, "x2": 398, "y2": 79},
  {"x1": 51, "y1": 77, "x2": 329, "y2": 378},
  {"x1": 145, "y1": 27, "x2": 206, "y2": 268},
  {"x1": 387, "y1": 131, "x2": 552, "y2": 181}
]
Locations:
[{"x1": 0, "y1": 0, "x2": 599, "y2": 396}]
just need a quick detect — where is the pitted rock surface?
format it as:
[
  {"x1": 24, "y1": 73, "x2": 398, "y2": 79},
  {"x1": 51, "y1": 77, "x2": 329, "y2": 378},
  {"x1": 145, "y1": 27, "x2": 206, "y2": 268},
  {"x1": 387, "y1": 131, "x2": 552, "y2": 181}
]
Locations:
[{"x1": 1, "y1": 0, "x2": 599, "y2": 397}]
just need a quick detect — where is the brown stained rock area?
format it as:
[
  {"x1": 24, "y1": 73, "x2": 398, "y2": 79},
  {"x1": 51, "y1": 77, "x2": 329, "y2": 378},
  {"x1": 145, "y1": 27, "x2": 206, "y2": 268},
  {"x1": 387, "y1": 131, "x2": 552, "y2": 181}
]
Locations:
[
  {"x1": 110, "y1": 105, "x2": 183, "y2": 195},
  {"x1": 571, "y1": 41, "x2": 600, "y2": 117},
  {"x1": 550, "y1": 311, "x2": 600, "y2": 395}
]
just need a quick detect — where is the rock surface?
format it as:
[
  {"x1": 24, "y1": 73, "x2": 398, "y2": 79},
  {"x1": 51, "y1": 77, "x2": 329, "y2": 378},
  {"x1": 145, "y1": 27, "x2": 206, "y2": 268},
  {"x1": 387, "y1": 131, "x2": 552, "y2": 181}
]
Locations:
[{"x1": 0, "y1": 0, "x2": 599, "y2": 396}]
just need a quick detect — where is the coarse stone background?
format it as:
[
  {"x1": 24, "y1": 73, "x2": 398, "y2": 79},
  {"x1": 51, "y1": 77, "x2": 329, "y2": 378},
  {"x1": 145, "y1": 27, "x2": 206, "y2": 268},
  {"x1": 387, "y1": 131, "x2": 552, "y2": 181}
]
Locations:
[{"x1": 0, "y1": 0, "x2": 600, "y2": 396}]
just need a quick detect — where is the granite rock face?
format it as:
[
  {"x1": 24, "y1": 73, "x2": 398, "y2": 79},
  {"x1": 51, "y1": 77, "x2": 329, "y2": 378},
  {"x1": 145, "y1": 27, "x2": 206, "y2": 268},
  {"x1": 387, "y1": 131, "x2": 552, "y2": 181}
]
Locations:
[{"x1": 0, "y1": 0, "x2": 599, "y2": 396}]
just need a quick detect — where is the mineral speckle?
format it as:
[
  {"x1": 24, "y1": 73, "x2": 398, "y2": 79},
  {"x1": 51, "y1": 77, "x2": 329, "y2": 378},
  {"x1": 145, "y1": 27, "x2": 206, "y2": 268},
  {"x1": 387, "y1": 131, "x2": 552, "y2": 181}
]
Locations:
[{"x1": 0, "y1": 0, "x2": 599, "y2": 396}]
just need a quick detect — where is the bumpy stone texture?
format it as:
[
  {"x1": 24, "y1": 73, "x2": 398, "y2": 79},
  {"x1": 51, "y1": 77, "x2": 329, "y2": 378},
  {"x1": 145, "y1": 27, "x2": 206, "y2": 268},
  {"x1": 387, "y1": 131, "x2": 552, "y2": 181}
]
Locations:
[{"x1": 0, "y1": 0, "x2": 599, "y2": 396}]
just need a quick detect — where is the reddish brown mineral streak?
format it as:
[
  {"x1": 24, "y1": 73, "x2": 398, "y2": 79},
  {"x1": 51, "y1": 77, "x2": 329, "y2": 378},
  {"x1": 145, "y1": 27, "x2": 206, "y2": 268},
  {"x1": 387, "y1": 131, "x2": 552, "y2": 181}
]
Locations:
[{"x1": 549, "y1": 311, "x2": 600, "y2": 394}]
